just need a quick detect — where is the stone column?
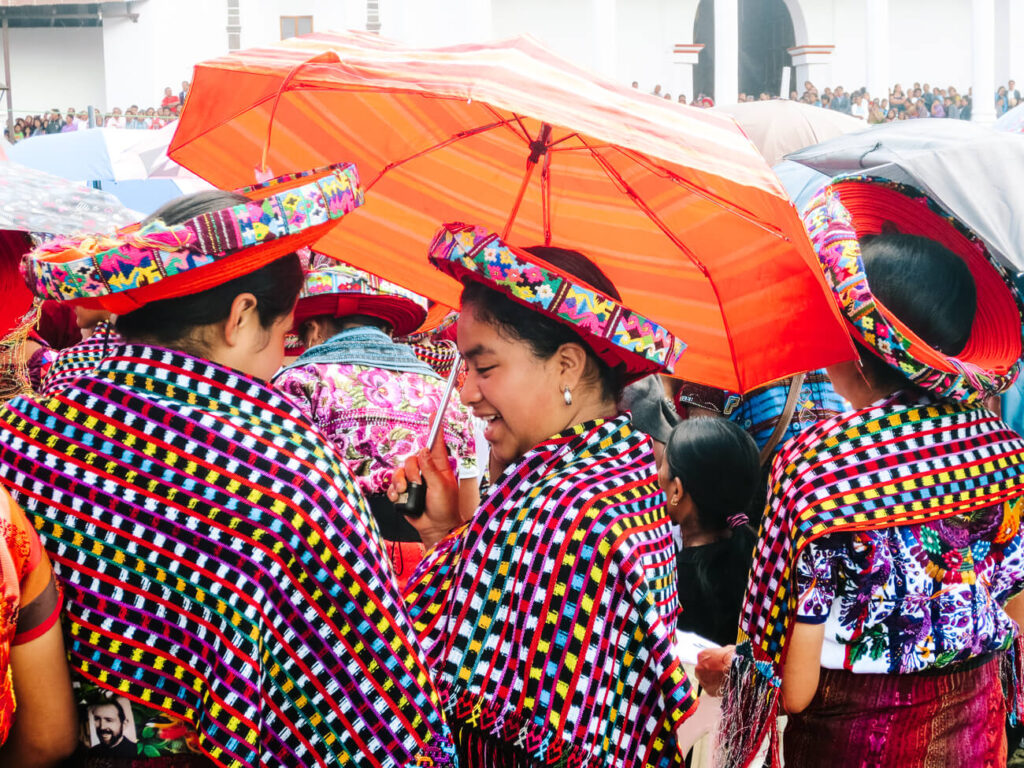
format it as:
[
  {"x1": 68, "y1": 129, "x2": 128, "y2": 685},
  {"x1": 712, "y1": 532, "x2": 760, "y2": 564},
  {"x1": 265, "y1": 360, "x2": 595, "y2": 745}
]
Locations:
[
  {"x1": 713, "y1": 0, "x2": 738, "y2": 105},
  {"x1": 788, "y1": 45, "x2": 835, "y2": 97},
  {"x1": 673, "y1": 43, "x2": 704, "y2": 103},
  {"x1": 864, "y1": 0, "x2": 890, "y2": 103},
  {"x1": 972, "y1": 0, "x2": 997, "y2": 124},
  {"x1": 590, "y1": 0, "x2": 617, "y2": 78}
]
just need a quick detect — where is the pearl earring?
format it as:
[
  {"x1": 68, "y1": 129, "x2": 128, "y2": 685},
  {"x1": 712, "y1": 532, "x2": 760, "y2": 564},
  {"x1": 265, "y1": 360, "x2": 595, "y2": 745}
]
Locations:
[{"x1": 563, "y1": 386, "x2": 573, "y2": 406}]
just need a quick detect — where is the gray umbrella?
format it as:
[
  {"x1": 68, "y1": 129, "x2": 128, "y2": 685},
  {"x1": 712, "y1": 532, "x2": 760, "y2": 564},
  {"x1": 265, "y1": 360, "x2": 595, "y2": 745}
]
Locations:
[
  {"x1": 0, "y1": 160, "x2": 141, "y2": 235},
  {"x1": 785, "y1": 120, "x2": 1024, "y2": 272}
]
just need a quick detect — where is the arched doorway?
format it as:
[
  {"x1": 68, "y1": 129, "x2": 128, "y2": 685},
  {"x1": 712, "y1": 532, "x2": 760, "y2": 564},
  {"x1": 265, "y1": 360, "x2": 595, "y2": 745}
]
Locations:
[{"x1": 693, "y1": 0, "x2": 796, "y2": 101}]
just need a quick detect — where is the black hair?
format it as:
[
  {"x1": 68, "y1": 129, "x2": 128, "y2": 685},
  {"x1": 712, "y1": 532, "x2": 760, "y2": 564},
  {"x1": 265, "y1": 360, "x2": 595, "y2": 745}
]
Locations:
[
  {"x1": 665, "y1": 418, "x2": 760, "y2": 532},
  {"x1": 855, "y1": 233, "x2": 977, "y2": 393},
  {"x1": 115, "y1": 190, "x2": 304, "y2": 348},
  {"x1": 92, "y1": 699, "x2": 127, "y2": 723},
  {"x1": 460, "y1": 245, "x2": 626, "y2": 401},
  {"x1": 300, "y1": 313, "x2": 391, "y2": 343},
  {"x1": 860, "y1": 233, "x2": 976, "y2": 355},
  {"x1": 665, "y1": 418, "x2": 760, "y2": 644}
]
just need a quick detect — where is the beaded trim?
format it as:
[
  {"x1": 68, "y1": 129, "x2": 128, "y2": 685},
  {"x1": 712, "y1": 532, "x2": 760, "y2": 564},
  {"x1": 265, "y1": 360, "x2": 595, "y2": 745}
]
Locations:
[
  {"x1": 429, "y1": 222, "x2": 684, "y2": 377},
  {"x1": 25, "y1": 162, "x2": 363, "y2": 303}
]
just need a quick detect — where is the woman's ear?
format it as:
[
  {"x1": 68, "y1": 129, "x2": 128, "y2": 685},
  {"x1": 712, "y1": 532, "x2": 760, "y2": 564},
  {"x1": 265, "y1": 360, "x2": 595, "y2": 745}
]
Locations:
[
  {"x1": 222, "y1": 292, "x2": 259, "y2": 349},
  {"x1": 555, "y1": 342, "x2": 589, "y2": 388},
  {"x1": 666, "y1": 476, "x2": 684, "y2": 507}
]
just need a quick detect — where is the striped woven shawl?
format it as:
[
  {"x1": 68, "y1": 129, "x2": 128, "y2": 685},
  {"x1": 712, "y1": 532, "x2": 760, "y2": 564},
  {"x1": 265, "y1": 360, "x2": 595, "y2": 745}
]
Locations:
[
  {"x1": 720, "y1": 392, "x2": 1024, "y2": 768},
  {"x1": 0, "y1": 344, "x2": 455, "y2": 768},
  {"x1": 404, "y1": 415, "x2": 697, "y2": 767},
  {"x1": 39, "y1": 319, "x2": 123, "y2": 396}
]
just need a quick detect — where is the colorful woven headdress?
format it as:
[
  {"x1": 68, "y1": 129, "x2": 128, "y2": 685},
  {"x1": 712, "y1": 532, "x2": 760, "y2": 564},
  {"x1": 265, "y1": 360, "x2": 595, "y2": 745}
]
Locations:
[
  {"x1": 805, "y1": 177, "x2": 1024, "y2": 404},
  {"x1": 293, "y1": 253, "x2": 428, "y2": 337},
  {"x1": 428, "y1": 222, "x2": 685, "y2": 383},
  {"x1": 22, "y1": 163, "x2": 364, "y2": 314}
]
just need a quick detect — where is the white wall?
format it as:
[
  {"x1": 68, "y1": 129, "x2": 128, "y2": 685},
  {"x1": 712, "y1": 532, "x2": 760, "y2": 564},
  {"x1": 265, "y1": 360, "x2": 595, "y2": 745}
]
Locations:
[
  {"x1": 100, "y1": 0, "x2": 365, "y2": 112},
  {"x1": 490, "y1": 0, "x2": 595, "y2": 73},
  {"x1": 102, "y1": 0, "x2": 229, "y2": 111},
  {"x1": 237, "y1": 0, "x2": 359, "y2": 50},
  {"x1": 617, "y1": 0, "x2": 699, "y2": 98},
  {"x1": 887, "y1": 0, "x2": 971, "y2": 92},
  {"x1": 4, "y1": 27, "x2": 106, "y2": 118}
]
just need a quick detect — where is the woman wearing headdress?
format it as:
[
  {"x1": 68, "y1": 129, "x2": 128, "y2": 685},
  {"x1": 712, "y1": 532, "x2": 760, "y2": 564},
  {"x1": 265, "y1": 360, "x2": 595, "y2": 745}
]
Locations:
[
  {"x1": 274, "y1": 255, "x2": 478, "y2": 584},
  {"x1": 0, "y1": 165, "x2": 456, "y2": 767},
  {"x1": 389, "y1": 224, "x2": 698, "y2": 766},
  {"x1": 702, "y1": 177, "x2": 1024, "y2": 767}
]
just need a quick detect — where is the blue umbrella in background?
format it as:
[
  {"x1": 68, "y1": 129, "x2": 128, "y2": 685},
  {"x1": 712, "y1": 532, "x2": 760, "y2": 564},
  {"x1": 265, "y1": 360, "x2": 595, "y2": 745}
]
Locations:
[
  {"x1": 772, "y1": 160, "x2": 829, "y2": 215},
  {"x1": 8, "y1": 126, "x2": 211, "y2": 214}
]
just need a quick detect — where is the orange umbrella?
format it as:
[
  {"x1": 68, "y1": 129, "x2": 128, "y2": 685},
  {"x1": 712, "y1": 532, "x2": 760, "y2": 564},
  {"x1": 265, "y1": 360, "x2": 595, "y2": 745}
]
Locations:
[{"x1": 168, "y1": 31, "x2": 854, "y2": 392}]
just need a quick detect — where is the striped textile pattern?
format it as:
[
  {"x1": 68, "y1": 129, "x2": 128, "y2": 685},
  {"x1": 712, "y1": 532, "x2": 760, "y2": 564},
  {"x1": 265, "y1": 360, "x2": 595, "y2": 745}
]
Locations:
[
  {"x1": 0, "y1": 344, "x2": 455, "y2": 768},
  {"x1": 39, "y1": 319, "x2": 124, "y2": 396},
  {"x1": 719, "y1": 393, "x2": 1024, "y2": 768},
  {"x1": 404, "y1": 415, "x2": 698, "y2": 767}
]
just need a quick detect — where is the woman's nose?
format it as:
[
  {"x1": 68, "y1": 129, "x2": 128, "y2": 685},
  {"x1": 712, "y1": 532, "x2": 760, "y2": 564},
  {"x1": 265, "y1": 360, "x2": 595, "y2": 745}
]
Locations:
[{"x1": 460, "y1": 371, "x2": 480, "y2": 407}]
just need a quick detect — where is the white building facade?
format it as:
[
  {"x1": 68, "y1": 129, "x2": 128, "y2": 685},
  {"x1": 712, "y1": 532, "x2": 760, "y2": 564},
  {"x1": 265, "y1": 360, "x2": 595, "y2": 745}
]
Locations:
[{"x1": 1, "y1": 0, "x2": 1021, "y2": 119}]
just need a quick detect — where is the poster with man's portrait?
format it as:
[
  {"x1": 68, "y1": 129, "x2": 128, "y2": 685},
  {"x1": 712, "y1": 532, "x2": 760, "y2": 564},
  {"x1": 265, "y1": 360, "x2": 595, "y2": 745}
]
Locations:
[{"x1": 87, "y1": 697, "x2": 139, "y2": 757}]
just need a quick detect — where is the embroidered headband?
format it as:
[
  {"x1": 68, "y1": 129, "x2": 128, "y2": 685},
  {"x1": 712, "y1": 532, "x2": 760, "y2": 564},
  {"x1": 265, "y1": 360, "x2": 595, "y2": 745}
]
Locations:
[
  {"x1": 805, "y1": 177, "x2": 1024, "y2": 404},
  {"x1": 23, "y1": 162, "x2": 364, "y2": 313},
  {"x1": 292, "y1": 253, "x2": 429, "y2": 338},
  {"x1": 428, "y1": 222, "x2": 685, "y2": 383}
]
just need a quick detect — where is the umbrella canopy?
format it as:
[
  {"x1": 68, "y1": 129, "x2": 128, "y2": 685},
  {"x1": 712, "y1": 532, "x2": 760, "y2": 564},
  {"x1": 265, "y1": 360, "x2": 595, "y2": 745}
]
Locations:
[
  {"x1": 168, "y1": 32, "x2": 854, "y2": 392},
  {"x1": 786, "y1": 119, "x2": 1024, "y2": 272},
  {"x1": 772, "y1": 160, "x2": 830, "y2": 215},
  {"x1": 996, "y1": 103, "x2": 1024, "y2": 133},
  {"x1": 713, "y1": 100, "x2": 868, "y2": 166},
  {"x1": 7, "y1": 126, "x2": 212, "y2": 215},
  {"x1": 0, "y1": 160, "x2": 141, "y2": 234},
  {"x1": 8, "y1": 127, "x2": 148, "y2": 181}
]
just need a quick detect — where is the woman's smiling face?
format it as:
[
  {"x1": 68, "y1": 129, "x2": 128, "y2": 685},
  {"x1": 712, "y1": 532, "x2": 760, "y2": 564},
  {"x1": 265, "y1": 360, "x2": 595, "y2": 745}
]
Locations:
[{"x1": 457, "y1": 307, "x2": 568, "y2": 467}]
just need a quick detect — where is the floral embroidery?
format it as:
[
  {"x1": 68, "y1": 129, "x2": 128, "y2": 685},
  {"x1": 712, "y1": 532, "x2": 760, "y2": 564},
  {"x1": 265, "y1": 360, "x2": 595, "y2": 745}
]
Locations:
[{"x1": 796, "y1": 503, "x2": 1024, "y2": 674}]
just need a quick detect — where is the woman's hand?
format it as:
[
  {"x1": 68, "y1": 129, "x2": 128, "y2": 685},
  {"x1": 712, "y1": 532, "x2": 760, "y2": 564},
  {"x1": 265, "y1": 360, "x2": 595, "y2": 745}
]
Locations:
[
  {"x1": 388, "y1": 434, "x2": 461, "y2": 551},
  {"x1": 695, "y1": 645, "x2": 736, "y2": 696}
]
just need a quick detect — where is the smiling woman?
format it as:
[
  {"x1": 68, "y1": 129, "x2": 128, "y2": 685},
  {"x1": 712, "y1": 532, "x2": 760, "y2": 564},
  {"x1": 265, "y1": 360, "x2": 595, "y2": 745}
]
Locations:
[{"x1": 390, "y1": 221, "x2": 696, "y2": 767}]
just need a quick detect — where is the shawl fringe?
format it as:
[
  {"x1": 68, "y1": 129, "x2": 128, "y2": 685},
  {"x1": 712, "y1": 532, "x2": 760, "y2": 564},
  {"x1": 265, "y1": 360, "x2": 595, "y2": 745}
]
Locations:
[
  {"x1": 715, "y1": 642, "x2": 781, "y2": 768},
  {"x1": 1003, "y1": 633, "x2": 1024, "y2": 728},
  {"x1": 442, "y1": 683, "x2": 582, "y2": 768}
]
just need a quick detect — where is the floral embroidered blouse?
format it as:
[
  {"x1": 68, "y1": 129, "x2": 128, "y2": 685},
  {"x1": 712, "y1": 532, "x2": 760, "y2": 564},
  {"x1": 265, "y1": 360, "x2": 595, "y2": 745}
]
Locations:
[
  {"x1": 795, "y1": 498, "x2": 1024, "y2": 673},
  {"x1": 274, "y1": 331, "x2": 478, "y2": 496}
]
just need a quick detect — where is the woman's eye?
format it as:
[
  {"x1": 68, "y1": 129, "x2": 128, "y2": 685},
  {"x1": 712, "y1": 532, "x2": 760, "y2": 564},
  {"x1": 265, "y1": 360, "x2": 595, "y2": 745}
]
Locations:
[{"x1": 475, "y1": 365, "x2": 496, "y2": 376}]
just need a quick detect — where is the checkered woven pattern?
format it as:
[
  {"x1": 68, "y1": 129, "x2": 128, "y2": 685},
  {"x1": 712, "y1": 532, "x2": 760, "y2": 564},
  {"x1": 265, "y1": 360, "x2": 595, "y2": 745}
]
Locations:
[
  {"x1": 721, "y1": 393, "x2": 1024, "y2": 768},
  {"x1": 38, "y1": 320, "x2": 123, "y2": 396},
  {"x1": 0, "y1": 344, "x2": 455, "y2": 768},
  {"x1": 404, "y1": 415, "x2": 698, "y2": 767}
]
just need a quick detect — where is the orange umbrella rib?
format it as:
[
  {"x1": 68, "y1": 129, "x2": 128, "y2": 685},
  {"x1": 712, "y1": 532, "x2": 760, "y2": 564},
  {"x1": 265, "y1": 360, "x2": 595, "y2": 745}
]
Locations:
[{"x1": 168, "y1": 32, "x2": 855, "y2": 392}]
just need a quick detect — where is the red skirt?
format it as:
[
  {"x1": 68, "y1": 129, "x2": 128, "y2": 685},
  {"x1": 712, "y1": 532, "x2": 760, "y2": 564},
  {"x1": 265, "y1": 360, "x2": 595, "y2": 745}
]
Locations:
[{"x1": 784, "y1": 656, "x2": 1007, "y2": 768}]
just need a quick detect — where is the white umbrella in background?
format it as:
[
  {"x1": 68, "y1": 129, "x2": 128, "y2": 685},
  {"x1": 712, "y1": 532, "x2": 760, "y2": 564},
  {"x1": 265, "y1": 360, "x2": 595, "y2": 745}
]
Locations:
[{"x1": 713, "y1": 100, "x2": 868, "y2": 166}]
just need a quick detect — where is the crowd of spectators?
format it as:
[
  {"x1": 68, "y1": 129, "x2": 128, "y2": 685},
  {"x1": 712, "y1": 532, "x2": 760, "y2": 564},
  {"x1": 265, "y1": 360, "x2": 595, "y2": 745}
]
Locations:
[
  {"x1": 631, "y1": 76, "x2": 1021, "y2": 123},
  {"x1": 630, "y1": 80, "x2": 716, "y2": 107},
  {"x1": 3, "y1": 80, "x2": 189, "y2": 143}
]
